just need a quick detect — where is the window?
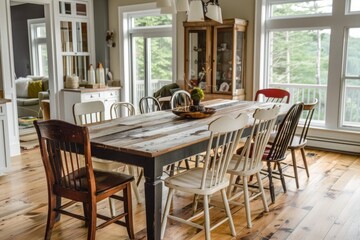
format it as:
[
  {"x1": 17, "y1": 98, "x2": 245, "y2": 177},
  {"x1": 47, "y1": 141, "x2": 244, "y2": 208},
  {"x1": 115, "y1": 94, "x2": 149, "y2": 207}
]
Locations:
[
  {"x1": 257, "y1": 0, "x2": 360, "y2": 130},
  {"x1": 342, "y1": 28, "x2": 360, "y2": 127},
  {"x1": 28, "y1": 19, "x2": 48, "y2": 76},
  {"x1": 120, "y1": 4, "x2": 175, "y2": 107}
]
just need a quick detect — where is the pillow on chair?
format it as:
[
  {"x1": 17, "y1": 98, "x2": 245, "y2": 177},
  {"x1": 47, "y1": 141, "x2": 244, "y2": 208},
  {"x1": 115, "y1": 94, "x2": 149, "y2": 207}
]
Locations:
[
  {"x1": 15, "y1": 77, "x2": 31, "y2": 98},
  {"x1": 28, "y1": 80, "x2": 43, "y2": 98}
]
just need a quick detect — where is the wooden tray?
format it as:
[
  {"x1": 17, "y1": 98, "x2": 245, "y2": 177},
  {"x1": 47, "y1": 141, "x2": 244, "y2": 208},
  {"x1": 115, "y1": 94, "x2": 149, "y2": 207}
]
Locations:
[{"x1": 172, "y1": 107, "x2": 216, "y2": 119}]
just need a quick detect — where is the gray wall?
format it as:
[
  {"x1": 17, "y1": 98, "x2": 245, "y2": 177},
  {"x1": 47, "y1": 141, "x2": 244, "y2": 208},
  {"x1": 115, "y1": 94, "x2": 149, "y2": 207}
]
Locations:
[
  {"x1": 94, "y1": 0, "x2": 110, "y2": 71},
  {"x1": 11, "y1": 3, "x2": 44, "y2": 78}
]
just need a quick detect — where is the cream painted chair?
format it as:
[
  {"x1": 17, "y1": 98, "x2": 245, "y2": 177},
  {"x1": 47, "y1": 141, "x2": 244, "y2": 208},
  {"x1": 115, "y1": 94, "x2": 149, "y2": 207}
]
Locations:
[
  {"x1": 226, "y1": 106, "x2": 280, "y2": 228},
  {"x1": 110, "y1": 101, "x2": 143, "y2": 202},
  {"x1": 161, "y1": 114, "x2": 249, "y2": 240},
  {"x1": 169, "y1": 90, "x2": 192, "y2": 109},
  {"x1": 73, "y1": 101, "x2": 142, "y2": 208}
]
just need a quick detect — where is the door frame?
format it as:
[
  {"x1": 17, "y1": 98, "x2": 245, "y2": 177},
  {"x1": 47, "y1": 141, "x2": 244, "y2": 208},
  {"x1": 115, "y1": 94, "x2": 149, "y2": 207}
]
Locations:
[{"x1": 0, "y1": 0, "x2": 57, "y2": 156}]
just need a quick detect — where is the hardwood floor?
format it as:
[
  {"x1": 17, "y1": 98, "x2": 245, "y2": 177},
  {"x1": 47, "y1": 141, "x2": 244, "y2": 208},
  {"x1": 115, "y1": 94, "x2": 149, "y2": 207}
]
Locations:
[{"x1": 0, "y1": 147, "x2": 359, "y2": 239}]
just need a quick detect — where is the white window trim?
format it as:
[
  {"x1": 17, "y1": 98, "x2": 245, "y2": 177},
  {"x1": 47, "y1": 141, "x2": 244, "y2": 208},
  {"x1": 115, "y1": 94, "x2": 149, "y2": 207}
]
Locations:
[
  {"x1": 254, "y1": 0, "x2": 360, "y2": 152},
  {"x1": 118, "y1": 3, "x2": 177, "y2": 103},
  {"x1": 28, "y1": 18, "x2": 47, "y2": 76}
]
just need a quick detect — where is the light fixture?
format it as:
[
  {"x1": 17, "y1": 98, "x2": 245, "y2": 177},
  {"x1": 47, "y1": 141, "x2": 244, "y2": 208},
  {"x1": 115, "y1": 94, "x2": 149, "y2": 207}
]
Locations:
[
  {"x1": 187, "y1": 0, "x2": 205, "y2": 22},
  {"x1": 205, "y1": 0, "x2": 222, "y2": 23},
  {"x1": 176, "y1": 0, "x2": 190, "y2": 12},
  {"x1": 156, "y1": 0, "x2": 172, "y2": 8}
]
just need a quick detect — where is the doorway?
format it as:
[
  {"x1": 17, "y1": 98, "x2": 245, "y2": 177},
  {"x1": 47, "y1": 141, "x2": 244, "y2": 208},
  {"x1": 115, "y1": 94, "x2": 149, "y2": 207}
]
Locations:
[{"x1": 10, "y1": 1, "x2": 53, "y2": 150}]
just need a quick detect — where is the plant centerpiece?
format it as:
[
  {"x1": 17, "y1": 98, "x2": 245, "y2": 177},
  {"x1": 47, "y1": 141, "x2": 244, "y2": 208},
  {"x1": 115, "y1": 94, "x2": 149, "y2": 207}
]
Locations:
[{"x1": 189, "y1": 87, "x2": 205, "y2": 112}]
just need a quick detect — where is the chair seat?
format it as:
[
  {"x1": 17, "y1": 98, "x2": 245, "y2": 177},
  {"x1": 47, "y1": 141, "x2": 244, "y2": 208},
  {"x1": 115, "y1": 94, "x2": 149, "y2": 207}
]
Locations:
[
  {"x1": 164, "y1": 167, "x2": 229, "y2": 195},
  {"x1": 63, "y1": 167, "x2": 134, "y2": 195},
  {"x1": 288, "y1": 136, "x2": 307, "y2": 149}
]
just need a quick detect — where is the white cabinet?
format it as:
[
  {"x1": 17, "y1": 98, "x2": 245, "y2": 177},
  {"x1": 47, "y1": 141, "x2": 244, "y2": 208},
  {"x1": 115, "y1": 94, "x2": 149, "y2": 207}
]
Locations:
[
  {"x1": 61, "y1": 87, "x2": 121, "y2": 123},
  {"x1": 57, "y1": 0, "x2": 92, "y2": 82},
  {"x1": 0, "y1": 100, "x2": 11, "y2": 174}
]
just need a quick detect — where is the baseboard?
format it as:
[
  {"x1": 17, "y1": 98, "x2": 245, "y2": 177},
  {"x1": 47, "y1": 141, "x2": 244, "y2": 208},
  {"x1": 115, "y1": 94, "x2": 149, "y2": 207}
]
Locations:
[{"x1": 307, "y1": 137, "x2": 360, "y2": 155}]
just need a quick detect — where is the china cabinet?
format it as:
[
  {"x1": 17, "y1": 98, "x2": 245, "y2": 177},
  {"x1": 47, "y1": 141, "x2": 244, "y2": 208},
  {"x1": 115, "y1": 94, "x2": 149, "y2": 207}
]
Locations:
[
  {"x1": 57, "y1": 0, "x2": 92, "y2": 82},
  {"x1": 184, "y1": 18, "x2": 247, "y2": 100}
]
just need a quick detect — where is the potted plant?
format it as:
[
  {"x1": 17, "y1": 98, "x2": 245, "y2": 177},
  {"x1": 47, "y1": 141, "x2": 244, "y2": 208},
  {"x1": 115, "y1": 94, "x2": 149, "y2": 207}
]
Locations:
[{"x1": 190, "y1": 87, "x2": 205, "y2": 112}]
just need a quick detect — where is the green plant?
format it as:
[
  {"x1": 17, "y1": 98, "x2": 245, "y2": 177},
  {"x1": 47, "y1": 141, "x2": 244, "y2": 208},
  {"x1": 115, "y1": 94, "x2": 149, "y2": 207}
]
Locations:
[{"x1": 190, "y1": 87, "x2": 205, "y2": 102}]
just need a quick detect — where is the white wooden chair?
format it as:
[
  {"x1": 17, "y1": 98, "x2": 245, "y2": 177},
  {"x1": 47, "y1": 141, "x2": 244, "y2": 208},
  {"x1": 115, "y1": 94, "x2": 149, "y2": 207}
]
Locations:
[
  {"x1": 169, "y1": 90, "x2": 192, "y2": 109},
  {"x1": 109, "y1": 101, "x2": 143, "y2": 203},
  {"x1": 161, "y1": 114, "x2": 249, "y2": 240},
  {"x1": 139, "y1": 96, "x2": 161, "y2": 114},
  {"x1": 226, "y1": 106, "x2": 280, "y2": 228},
  {"x1": 73, "y1": 101, "x2": 142, "y2": 208},
  {"x1": 110, "y1": 101, "x2": 136, "y2": 119}
]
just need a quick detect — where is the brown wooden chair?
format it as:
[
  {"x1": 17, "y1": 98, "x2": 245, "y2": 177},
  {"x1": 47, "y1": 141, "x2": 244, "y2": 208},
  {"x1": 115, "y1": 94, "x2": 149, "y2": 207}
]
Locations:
[
  {"x1": 287, "y1": 98, "x2": 318, "y2": 188},
  {"x1": 255, "y1": 88, "x2": 290, "y2": 103},
  {"x1": 262, "y1": 102, "x2": 303, "y2": 203},
  {"x1": 34, "y1": 119, "x2": 135, "y2": 240}
]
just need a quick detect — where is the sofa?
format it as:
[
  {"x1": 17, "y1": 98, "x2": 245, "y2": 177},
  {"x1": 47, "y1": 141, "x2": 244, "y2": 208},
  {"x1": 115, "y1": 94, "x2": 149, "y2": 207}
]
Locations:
[{"x1": 15, "y1": 76, "x2": 49, "y2": 118}]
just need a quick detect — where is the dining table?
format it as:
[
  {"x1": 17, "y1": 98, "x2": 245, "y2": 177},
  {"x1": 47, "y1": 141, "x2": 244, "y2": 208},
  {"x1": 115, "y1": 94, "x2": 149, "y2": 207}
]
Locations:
[{"x1": 88, "y1": 99, "x2": 290, "y2": 240}]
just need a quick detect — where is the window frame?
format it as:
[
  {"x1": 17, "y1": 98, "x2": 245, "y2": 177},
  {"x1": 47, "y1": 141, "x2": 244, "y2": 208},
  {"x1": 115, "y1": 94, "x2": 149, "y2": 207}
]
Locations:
[
  {"x1": 255, "y1": 0, "x2": 360, "y2": 131},
  {"x1": 27, "y1": 18, "x2": 48, "y2": 76},
  {"x1": 118, "y1": 3, "x2": 177, "y2": 103}
]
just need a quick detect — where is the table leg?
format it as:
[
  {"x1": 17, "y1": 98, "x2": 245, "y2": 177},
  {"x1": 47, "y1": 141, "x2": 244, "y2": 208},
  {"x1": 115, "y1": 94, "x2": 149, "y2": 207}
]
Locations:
[{"x1": 144, "y1": 168, "x2": 163, "y2": 240}]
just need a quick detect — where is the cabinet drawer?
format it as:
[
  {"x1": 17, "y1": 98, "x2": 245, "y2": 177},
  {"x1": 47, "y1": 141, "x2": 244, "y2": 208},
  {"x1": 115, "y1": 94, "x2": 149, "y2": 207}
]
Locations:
[
  {"x1": 101, "y1": 90, "x2": 119, "y2": 99},
  {"x1": 81, "y1": 93, "x2": 101, "y2": 101}
]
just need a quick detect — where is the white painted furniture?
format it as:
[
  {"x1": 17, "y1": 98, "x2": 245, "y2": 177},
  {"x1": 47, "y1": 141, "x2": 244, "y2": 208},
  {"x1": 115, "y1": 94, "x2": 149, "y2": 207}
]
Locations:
[
  {"x1": 227, "y1": 106, "x2": 280, "y2": 228},
  {"x1": 61, "y1": 87, "x2": 121, "y2": 124},
  {"x1": 161, "y1": 114, "x2": 249, "y2": 240},
  {"x1": 73, "y1": 100, "x2": 142, "y2": 208},
  {"x1": 0, "y1": 99, "x2": 11, "y2": 174}
]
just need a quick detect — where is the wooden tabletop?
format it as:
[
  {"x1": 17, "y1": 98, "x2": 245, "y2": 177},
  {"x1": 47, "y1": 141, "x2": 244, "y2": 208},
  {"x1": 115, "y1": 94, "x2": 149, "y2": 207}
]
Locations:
[{"x1": 89, "y1": 100, "x2": 289, "y2": 158}]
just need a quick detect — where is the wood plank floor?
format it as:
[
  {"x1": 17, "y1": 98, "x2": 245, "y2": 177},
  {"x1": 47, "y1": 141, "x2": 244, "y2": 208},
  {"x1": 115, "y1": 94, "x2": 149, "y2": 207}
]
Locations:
[{"x1": 0, "y1": 147, "x2": 359, "y2": 239}]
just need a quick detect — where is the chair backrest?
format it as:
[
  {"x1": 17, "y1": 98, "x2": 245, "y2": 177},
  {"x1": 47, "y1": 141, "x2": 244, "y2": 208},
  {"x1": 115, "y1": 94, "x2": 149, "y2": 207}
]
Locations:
[
  {"x1": 232, "y1": 106, "x2": 280, "y2": 173},
  {"x1": 200, "y1": 114, "x2": 249, "y2": 190},
  {"x1": 139, "y1": 96, "x2": 161, "y2": 114},
  {"x1": 255, "y1": 88, "x2": 290, "y2": 103},
  {"x1": 73, "y1": 101, "x2": 105, "y2": 125},
  {"x1": 170, "y1": 90, "x2": 192, "y2": 109},
  {"x1": 110, "y1": 102, "x2": 136, "y2": 119},
  {"x1": 267, "y1": 102, "x2": 304, "y2": 161},
  {"x1": 34, "y1": 120, "x2": 95, "y2": 199},
  {"x1": 298, "y1": 98, "x2": 318, "y2": 143}
]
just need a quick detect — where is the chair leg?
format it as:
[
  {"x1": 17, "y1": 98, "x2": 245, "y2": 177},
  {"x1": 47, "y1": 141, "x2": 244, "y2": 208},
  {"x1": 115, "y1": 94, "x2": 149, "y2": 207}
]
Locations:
[
  {"x1": 87, "y1": 201, "x2": 97, "y2": 240},
  {"x1": 291, "y1": 149, "x2": 300, "y2": 188},
  {"x1": 227, "y1": 174, "x2": 235, "y2": 196},
  {"x1": 128, "y1": 166, "x2": 142, "y2": 204},
  {"x1": 256, "y1": 172, "x2": 269, "y2": 212},
  {"x1": 277, "y1": 162, "x2": 287, "y2": 193},
  {"x1": 109, "y1": 198, "x2": 116, "y2": 217},
  {"x1": 203, "y1": 195, "x2": 211, "y2": 240},
  {"x1": 267, "y1": 162, "x2": 275, "y2": 203},
  {"x1": 192, "y1": 194, "x2": 199, "y2": 213},
  {"x1": 83, "y1": 202, "x2": 89, "y2": 227},
  {"x1": 301, "y1": 147, "x2": 310, "y2": 177},
  {"x1": 45, "y1": 193, "x2": 57, "y2": 240},
  {"x1": 220, "y1": 189, "x2": 236, "y2": 236},
  {"x1": 124, "y1": 182, "x2": 135, "y2": 239},
  {"x1": 161, "y1": 188, "x2": 175, "y2": 239},
  {"x1": 242, "y1": 176, "x2": 252, "y2": 228}
]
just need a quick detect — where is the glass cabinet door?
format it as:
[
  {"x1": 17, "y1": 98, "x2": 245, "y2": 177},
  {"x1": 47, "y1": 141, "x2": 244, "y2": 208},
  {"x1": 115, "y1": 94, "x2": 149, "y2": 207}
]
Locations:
[
  {"x1": 234, "y1": 30, "x2": 245, "y2": 95},
  {"x1": 213, "y1": 27, "x2": 233, "y2": 94},
  {"x1": 185, "y1": 27, "x2": 212, "y2": 93},
  {"x1": 75, "y1": 22, "x2": 88, "y2": 52}
]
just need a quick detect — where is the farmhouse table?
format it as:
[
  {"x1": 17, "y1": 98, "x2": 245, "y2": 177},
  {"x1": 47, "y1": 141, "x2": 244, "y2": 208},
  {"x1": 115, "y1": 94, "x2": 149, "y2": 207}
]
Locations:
[{"x1": 88, "y1": 99, "x2": 289, "y2": 240}]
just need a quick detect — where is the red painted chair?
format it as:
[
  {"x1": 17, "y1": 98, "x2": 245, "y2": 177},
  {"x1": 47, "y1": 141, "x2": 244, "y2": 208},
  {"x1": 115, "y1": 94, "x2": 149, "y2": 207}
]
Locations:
[{"x1": 255, "y1": 88, "x2": 290, "y2": 103}]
